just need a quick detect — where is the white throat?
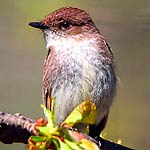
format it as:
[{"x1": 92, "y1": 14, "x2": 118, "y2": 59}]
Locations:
[{"x1": 44, "y1": 30, "x2": 97, "y2": 51}]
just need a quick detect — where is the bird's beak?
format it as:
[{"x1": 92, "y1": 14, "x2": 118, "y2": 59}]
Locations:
[{"x1": 28, "y1": 22, "x2": 49, "y2": 29}]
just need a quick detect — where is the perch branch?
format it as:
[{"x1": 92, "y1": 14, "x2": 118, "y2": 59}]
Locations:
[
  {"x1": 0, "y1": 111, "x2": 37, "y2": 144},
  {"x1": 0, "y1": 111, "x2": 134, "y2": 150}
]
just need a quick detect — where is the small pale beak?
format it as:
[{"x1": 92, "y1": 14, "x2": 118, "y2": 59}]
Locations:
[{"x1": 28, "y1": 22, "x2": 49, "y2": 29}]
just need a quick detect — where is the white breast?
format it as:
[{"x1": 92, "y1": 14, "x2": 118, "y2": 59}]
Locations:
[{"x1": 44, "y1": 30, "x2": 115, "y2": 126}]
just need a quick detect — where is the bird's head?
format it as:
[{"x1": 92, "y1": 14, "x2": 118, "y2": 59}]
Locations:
[{"x1": 29, "y1": 7, "x2": 99, "y2": 49}]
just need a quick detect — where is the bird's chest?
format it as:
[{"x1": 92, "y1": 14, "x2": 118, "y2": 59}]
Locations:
[
  {"x1": 42, "y1": 38, "x2": 115, "y2": 125},
  {"x1": 43, "y1": 42, "x2": 101, "y2": 100}
]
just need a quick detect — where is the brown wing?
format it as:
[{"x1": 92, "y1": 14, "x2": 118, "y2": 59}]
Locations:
[
  {"x1": 42, "y1": 47, "x2": 60, "y2": 111},
  {"x1": 43, "y1": 87, "x2": 52, "y2": 110},
  {"x1": 42, "y1": 48, "x2": 53, "y2": 111},
  {"x1": 98, "y1": 35, "x2": 114, "y2": 64}
]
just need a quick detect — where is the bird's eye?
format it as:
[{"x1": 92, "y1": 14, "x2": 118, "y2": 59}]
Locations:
[{"x1": 60, "y1": 21, "x2": 71, "y2": 29}]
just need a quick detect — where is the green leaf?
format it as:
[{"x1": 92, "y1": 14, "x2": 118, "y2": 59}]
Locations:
[
  {"x1": 30, "y1": 136, "x2": 47, "y2": 143},
  {"x1": 62, "y1": 100, "x2": 97, "y2": 128},
  {"x1": 41, "y1": 104, "x2": 55, "y2": 128},
  {"x1": 63, "y1": 139, "x2": 83, "y2": 150}
]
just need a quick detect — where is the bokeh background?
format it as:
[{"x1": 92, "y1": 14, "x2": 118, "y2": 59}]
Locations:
[{"x1": 0, "y1": 0, "x2": 150, "y2": 149}]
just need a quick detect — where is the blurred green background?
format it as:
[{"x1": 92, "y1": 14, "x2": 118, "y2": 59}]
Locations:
[{"x1": 0, "y1": 0, "x2": 149, "y2": 149}]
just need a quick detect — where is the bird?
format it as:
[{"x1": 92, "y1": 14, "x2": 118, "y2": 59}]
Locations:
[{"x1": 29, "y1": 7, "x2": 116, "y2": 139}]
